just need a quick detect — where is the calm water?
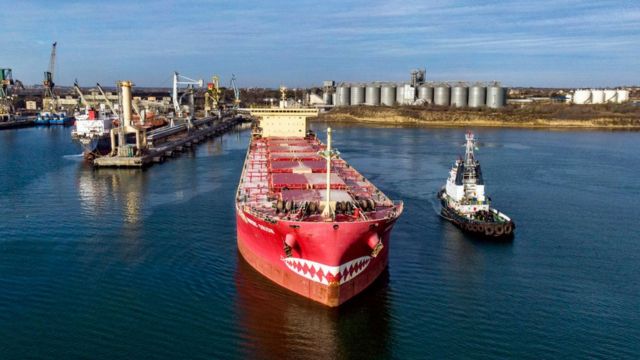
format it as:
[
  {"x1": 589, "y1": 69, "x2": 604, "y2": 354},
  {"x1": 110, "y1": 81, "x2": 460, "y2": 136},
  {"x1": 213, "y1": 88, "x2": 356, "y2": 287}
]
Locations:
[{"x1": 0, "y1": 124, "x2": 638, "y2": 359}]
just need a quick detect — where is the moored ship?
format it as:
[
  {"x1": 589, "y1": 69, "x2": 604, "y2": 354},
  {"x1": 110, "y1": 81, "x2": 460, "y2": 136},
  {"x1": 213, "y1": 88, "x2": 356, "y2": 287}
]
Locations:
[
  {"x1": 438, "y1": 131, "x2": 515, "y2": 240},
  {"x1": 236, "y1": 93, "x2": 403, "y2": 307},
  {"x1": 71, "y1": 106, "x2": 117, "y2": 158}
]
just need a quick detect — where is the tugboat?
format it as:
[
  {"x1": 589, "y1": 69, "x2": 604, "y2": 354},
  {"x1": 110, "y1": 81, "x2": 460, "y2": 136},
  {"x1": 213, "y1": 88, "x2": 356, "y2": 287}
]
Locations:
[{"x1": 438, "y1": 131, "x2": 515, "y2": 240}]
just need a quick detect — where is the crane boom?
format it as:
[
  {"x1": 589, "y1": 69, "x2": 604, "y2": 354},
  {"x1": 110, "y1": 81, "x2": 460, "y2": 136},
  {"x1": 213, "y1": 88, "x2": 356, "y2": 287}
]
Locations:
[
  {"x1": 73, "y1": 82, "x2": 89, "y2": 108},
  {"x1": 96, "y1": 83, "x2": 116, "y2": 114}
]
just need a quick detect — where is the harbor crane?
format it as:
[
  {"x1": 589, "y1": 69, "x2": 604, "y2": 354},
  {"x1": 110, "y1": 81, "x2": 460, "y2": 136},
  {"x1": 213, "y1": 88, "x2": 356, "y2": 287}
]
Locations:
[
  {"x1": 205, "y1": 75, "x2": 221, "y2": 117},
  {"x1": 172, "y1": 71, "x2": 203, "y2": 120},
  {"x1": 0, "y1": 69, "x2": 22, "y2": 120},
  {"x1": 230, "y1": 74, "x2": 241, "y2": 109},
  {"x1": 43, "y1": 42, "x2": 58, "y2": 111}
]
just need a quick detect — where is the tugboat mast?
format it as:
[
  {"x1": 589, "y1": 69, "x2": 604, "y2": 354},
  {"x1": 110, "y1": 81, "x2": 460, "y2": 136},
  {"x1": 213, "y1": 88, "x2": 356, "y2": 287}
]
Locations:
[{"x1": 464, "y1": 131, "x2": 476, "y2": 168}]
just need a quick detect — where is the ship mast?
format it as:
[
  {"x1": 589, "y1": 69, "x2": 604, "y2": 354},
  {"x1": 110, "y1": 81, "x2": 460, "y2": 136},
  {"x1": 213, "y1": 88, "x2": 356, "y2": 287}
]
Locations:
[
  {"x1": 464, "y1": 131, "x2": 475, "y2": 168},
  {"x1": 319, "y1": 127, "x2": 340, "y2": 219}
]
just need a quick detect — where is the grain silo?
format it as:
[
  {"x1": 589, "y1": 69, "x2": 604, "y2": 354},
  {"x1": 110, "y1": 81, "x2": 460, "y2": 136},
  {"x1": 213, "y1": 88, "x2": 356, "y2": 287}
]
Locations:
[
  {"x1": 350, "y1": 84, "x2": 365, "y2": 106},
  {"x1": 468, "y1": 84, "x2": 486, "y2": 108},
  {"x1": 434, "y1": 84, "x2": 451, "y2": 106},
  {"x1": 336, "y1": 84, "x2": 351, "y2": 106},
  {"x1": 418, "y1": 84, "x2": 434, "y2": 104},
  {"x1": 331, "y1": 93, "x2": 337, "y2": 106},
  {"x1": 396, "y1": 84, "x2": 405, "y2": 105},
  {"x1": 323, "y1": 92, "x2": 332, "y2": 105},
  {"x1": 451, "y1": 84, "x2": 468, "y2": 108},
  {"x1": 486, "y1": 83, "x2": 507, "y2": 108},
  {"x1": 380, "y1": 84, "x2": 396, "y2": 106},
  {"x1": 365, "y1": 84, "x2": 381, "y2": 106}
]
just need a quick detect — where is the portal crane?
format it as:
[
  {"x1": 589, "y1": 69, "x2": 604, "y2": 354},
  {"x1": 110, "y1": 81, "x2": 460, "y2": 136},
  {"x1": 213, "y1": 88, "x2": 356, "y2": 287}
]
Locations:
[
  {"x1": 43, "y1": 42, "x2": 57, "y2": 110},
  {"x1": 205, "y1": 75, "x2": 221, "y2": 116},
  {"x1": 172, "y1": 71, "x2": 203, "y2": 119},
  {"x1": 230, "y1": 74, "x2": 241, "y2": 109}
]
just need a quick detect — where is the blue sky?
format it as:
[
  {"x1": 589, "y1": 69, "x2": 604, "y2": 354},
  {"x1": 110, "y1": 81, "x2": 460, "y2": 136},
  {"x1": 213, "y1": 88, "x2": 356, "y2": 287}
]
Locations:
[{"x1": 2, "y1": 0, "x2": 638, "y2": 88}]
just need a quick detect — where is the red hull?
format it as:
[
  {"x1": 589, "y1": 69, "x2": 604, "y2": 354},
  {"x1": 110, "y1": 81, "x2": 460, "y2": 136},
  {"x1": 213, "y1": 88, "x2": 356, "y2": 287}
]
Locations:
[{"x1": 236, "y1": 207, "x2": 399, "y2": 306}]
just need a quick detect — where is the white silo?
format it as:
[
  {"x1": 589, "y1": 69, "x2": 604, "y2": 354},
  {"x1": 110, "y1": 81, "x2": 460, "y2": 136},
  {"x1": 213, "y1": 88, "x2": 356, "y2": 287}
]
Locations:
[
  {"x1": 604, "y1": 90, "x2": 617, "y2": 103},
  {"x1": 616, "y1": 90, "x2": 630, "y2": 103},
  {"x1": 572, "y1": 89, "x2": 591, "y2": 104},
  {"x1": 591, "y1": 89, "x2": 604, "y2": 104}
]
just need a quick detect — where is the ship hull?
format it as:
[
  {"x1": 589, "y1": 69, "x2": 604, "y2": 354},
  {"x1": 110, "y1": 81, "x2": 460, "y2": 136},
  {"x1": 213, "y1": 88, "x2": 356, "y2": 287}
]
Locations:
[
  {"x1": 439, "y1": 191, "x2": 515, "y2": 241},
  {"x1": 236, "y1": 207, "x2": 399, "y2": 307}
]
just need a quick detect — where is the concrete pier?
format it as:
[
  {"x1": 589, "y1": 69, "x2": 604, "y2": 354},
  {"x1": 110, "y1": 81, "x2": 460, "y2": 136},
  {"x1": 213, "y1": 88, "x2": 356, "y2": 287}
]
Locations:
[
  {"x1": 0, "y1": 117, "x2": 35, "y2": 130},
  {"x1": 93, "y1": 115, "x2": 246, "y2": 168}
]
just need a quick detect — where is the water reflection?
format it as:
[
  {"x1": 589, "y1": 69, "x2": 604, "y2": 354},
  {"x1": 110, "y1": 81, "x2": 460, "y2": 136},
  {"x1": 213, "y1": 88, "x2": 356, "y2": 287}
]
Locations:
[
  {"x1": 76, "y1": 165, "x2": 148, "y2": 224},
  {"x1": 234, "y1": 254, "x2": 392, "y2": 360}
]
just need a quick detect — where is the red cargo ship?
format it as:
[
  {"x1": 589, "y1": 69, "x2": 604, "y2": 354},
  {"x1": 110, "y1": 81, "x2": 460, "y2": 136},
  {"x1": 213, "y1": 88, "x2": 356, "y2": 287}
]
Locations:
[{"x1": 236, "y1": 105, "x2": 403, "y2": 307}]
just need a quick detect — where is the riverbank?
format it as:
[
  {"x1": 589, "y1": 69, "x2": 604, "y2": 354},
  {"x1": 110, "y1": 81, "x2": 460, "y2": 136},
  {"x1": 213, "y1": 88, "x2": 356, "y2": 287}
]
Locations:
[{"x1": 316, "y1": 104, "x2": 640, "y2": 129}]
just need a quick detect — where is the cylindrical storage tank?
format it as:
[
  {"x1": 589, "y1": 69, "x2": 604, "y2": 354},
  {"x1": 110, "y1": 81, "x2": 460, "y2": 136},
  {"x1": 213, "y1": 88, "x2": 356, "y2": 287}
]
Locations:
[
  {"x1": 468, "y1": 85, "x2": 486, "y2": 108},
  {"x1": 396, "y1": 84, "x2": 405, "y2": 105},
  {"x1": 616, "y1": 89, "x2": 630, "y2": 103},
  {"x1": 591, "y1": 89, "x2": 604, "y2": 104},
  {"x1": 331, "y1": 93, "x2": 337, "y2": 106},
  {"x1": 486, "y1": 85, "x2": 507, "y2": 108},
  {"x1": 336, "y1": 85, "x2": 351, "y2": 106},
  {"x1": 604, "y1": 90, "x2": 617, "y2": 103},
  {"x1": 572, "y1": 89, "x2": 590, "y2": 104},
  {"x1": 434, "y1": 85, "x2": 451, "y2": 106},
  {"x1": 418, "y1": 85, "x2": 433, "y2": 104},
  {"x1": 323, "y1": 92, "x2": 332, "y2": 105},
  {"x1": 365, "y1": 85, "x2": 381, "y2": 106},
  {"x1": 350, "y1": 85, "x2": 365, "y2": 106},
  {"x1": 451, "y1": 85, "x2": 468, "y2": 108},
  {"x1": 380, "y1": 85, "x2": 396, "y2": 106}
]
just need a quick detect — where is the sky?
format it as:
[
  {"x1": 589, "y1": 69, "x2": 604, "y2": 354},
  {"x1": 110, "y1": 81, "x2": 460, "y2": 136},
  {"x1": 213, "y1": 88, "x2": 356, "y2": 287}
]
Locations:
[{"x1": 1, "y1": 0, "x2": 638, "y2": 88}]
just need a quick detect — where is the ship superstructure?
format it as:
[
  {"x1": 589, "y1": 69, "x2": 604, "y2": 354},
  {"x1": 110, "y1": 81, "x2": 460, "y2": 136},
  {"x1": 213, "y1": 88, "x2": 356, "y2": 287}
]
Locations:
[{"x1": 236, "y1": 92, "x2": 403, "y2": 306}]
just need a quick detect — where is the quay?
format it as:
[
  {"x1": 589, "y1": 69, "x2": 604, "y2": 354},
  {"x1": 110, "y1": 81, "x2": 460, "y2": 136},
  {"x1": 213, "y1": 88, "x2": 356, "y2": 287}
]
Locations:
[
  {"x1": 0, "y1": 117, "x2": 35, "y2": 130},
  {"x1": 93, "y1": 115, "x2": 246, "y2": 168},
  {"x1": 92, "y1": 80, "x2": 249, "y2": 169}
]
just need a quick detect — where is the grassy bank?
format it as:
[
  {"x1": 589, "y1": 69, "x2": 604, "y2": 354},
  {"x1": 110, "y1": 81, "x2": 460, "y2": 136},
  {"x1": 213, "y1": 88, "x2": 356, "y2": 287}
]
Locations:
[{"x1": 316, "y1": 104, "x2": 640, "y2": 129}]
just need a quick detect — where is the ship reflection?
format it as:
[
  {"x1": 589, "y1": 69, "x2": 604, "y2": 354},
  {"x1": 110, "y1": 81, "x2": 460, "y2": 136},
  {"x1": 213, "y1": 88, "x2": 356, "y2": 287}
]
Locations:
[
  {"x1": 234, "y1": 253, "x2": 392, "y2": 360},
  {"x1": 76, "y1": 165, "x2": 147, "y2": 224}
]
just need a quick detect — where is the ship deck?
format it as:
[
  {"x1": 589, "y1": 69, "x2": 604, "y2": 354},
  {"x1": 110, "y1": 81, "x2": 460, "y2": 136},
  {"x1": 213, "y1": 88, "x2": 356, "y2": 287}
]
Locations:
[{"x1": 237, "y1": 134, "x2": 397, "y2": 223}]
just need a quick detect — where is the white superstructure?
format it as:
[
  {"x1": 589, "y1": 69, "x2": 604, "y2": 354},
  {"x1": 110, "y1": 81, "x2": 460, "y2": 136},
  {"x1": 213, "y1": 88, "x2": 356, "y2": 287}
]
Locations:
[
  {"x1": 72, "y1": 106, "x2": 116, "y2": 141},
  {"x1": 443, "y1": 131, "x2": 490, "y2": 216}
]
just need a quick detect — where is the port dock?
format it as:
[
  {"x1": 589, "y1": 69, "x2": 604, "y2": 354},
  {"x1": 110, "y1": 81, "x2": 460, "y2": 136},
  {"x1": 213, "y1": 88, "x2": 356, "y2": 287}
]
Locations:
[
  {"x1": 0, "y1": 117, "x2": 35, "y2": 130},
  {"x1": 93, "y1": 115, "x2": 245, "y2": 168}
]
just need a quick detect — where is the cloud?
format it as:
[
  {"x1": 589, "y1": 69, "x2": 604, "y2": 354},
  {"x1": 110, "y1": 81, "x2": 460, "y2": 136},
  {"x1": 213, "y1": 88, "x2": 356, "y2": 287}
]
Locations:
[{"x1": 0, "y1": 0, "x2": 638, "y2": 87}]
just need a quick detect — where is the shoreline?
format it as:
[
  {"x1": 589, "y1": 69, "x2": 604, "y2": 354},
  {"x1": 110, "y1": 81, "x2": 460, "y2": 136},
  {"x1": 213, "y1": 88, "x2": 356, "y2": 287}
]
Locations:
[{"x1": 316, "y1": 107, "x2": 640, "y2": 130}]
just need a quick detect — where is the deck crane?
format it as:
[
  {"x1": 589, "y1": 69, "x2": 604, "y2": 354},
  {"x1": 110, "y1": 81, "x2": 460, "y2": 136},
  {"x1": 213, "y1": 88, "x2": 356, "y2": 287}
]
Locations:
[
  {"x1": 43, "y1": 42, "x2": 57, "y2": 111},
  {"x1": 172, "y1": 71, "x2": 203, "y2": 120},
  {"x1": 96, "y1": 83, "x2": 117, "y2": 114},
  {"x1": 230, "y1": 74, "x2": 241, "y2": 109},
  {"x1": 73, "y1": 81, "x2": 90, "y2": 109}
]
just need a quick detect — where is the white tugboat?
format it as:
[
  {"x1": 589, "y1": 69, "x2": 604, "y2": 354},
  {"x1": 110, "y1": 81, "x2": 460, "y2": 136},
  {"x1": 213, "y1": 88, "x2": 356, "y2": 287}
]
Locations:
[{"x1": 438, "y1": 131, "x2": 515, "y2": 240}]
